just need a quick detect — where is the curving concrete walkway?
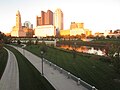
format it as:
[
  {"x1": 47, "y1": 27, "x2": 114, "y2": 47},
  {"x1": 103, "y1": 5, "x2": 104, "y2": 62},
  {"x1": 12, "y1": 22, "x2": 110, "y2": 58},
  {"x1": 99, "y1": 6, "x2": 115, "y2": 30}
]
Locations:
[
  {"x1": 0, "y1": 48, "x2": 19, "y2": 90},
  {"x1": 12, "y1": 45, "x2": 88, "y2": 90}
]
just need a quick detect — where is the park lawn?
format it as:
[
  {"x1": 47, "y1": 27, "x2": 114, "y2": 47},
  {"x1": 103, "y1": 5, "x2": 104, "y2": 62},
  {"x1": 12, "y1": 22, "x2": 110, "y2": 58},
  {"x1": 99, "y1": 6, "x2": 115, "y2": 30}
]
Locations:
[
  {"x1": 10, "y1": 43, "x2": 24, "y2": 47},
  {"x1": 5, "y1": 45, "x2": 55, "y2": 90},
  {"x1": 25, "y1": 44, "x2": 120, "y2": 90},
  {"x1": 0, "y1": 47, "x2": 8, "y2": 79}
]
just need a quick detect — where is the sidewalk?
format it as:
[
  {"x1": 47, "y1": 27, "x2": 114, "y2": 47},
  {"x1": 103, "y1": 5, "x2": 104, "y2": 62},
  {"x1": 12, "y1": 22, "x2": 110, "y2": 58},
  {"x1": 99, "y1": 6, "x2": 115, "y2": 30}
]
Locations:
[
  {"x1": 13, "y1": 46, "x2": 88, "y2": 90},
  {"x1": 0, "y1": 48, "x2": 19, "y2": 90}
]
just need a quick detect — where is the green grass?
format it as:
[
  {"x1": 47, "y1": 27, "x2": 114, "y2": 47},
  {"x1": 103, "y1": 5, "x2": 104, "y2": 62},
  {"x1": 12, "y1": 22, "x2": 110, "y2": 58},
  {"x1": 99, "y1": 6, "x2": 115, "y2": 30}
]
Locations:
[
  {"x1": 0, "y1": 47, "x2": 8, "y2": 79},
  {"x1": 5, "y1": 45, "x2": 55, "y2": 90},
  {"x1": 25, "y1": 45, "x2": 120, "y2": 90},
  {"x1": 10, "y1": 43, "x2": 23, "y2": 47}
]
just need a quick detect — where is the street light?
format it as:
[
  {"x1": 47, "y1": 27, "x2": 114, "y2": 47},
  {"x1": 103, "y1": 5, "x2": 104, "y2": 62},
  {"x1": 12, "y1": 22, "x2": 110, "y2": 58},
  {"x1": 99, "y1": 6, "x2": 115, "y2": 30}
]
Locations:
[{"x1": 40, "y1": 51, "x2": 44, "y2": 76}]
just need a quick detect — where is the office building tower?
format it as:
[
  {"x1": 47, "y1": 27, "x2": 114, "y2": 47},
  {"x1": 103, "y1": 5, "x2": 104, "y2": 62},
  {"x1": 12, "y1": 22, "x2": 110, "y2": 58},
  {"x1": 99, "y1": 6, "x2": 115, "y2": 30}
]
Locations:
[
  {"x1": 11, "y1": 10, "x2": 26, "y2": 37},
  {"x1": 36, "y1": 10, "x2": 53, "y2": 26},
  {"x1": 54, "y1": 8, "x2": 63, "y2": 31}
]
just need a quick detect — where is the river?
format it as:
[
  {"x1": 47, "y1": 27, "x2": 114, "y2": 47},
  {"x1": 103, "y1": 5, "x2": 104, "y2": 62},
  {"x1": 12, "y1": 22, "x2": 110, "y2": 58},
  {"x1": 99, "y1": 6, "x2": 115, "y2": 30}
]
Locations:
[{"x1": 56, "y1": 44, "x2": 106, "y2": 56}]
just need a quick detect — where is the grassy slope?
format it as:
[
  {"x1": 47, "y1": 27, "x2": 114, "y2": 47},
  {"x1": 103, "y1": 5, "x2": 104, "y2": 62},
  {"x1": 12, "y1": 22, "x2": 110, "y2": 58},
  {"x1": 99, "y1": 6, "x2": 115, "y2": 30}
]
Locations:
[
  {"x1": 5, "y1": 45, "x2": 55, "y2": 90},
  {"x1": 25, "y1": 45, "x2": 120, "y2": 90},
  {"x1": 0, "y1": 47, "x2": 8, "y2": 79}
]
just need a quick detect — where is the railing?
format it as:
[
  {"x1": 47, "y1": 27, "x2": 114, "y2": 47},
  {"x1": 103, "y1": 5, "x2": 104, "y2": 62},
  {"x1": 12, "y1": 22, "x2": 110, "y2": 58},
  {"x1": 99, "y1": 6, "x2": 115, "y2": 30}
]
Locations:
[{"x1": 43, "y1": 58, "x2": 98, "y2": 90}]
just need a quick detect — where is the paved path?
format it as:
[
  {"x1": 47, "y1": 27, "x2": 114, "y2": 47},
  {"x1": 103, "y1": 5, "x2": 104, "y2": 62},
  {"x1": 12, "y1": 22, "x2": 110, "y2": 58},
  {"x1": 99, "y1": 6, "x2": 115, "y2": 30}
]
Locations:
[
  {"x1": 12, "y1": 45, "x2": 88, "y2": 90},
  {"x1": 0, "y1": 48, "x2": 19, "y2": 90}
]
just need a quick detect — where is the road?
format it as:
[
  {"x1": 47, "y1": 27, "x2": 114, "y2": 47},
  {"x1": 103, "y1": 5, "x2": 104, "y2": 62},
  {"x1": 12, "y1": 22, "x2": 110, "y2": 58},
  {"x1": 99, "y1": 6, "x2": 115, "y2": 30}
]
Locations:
[
  {"x1": 13, "y1": 45, "x2": 88, "y2": 90},
  {"x1": 0, "y1": 48, "x2": 19, "y2": 90}
]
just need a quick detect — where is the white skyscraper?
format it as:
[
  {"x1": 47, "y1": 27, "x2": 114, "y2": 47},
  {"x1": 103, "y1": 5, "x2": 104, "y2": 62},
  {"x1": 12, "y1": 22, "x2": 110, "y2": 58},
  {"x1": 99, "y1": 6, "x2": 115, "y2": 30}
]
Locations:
[
  {"x1": 11, "y1": 10, "x2": 26, "y2": 37},
  {"x1": 54, "y1": 8, "x2": 63, "y2": 35}
]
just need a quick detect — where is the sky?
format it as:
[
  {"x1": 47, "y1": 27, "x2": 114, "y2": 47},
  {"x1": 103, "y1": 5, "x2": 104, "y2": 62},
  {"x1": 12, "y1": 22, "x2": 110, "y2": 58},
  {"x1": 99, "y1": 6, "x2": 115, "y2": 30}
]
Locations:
[{"x1": 0, "y1": 0, "x2": 120, "y2": 34}]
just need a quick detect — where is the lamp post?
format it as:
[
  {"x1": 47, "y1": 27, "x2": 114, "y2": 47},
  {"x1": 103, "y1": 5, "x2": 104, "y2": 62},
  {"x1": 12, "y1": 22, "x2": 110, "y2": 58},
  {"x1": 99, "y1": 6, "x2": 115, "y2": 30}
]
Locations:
[{"x1": 41, "y1": 51, "x2": 44, "y2": 76}]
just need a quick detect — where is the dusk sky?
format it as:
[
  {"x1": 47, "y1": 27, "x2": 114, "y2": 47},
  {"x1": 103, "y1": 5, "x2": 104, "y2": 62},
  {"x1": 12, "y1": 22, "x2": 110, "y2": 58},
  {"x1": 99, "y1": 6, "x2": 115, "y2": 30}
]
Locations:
[{"x1": 0, "y1": 0, "x2": 120, "y2": 34}]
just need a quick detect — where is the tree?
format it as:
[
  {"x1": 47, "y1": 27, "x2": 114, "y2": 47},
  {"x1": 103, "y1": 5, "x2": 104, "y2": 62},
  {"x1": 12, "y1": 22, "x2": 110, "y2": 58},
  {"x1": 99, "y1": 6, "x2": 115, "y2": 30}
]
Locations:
[
  {"x1": 0, "y1": 31, "x2": 4, "y2": 39},
  {"x1": 113, "y1": 46, "x2": 120, "y2": 73},
  {"x1": 106, "y1": 35, "x2": 110, "y2": 39},
  {"x1": 108, "y1": 44, "x2": 118, "y2": 58},
  {"x1": 111, "y1": 35, "x2": 116, "y2": 39},
  {"x1": 17, "y1": 40, "x2": 21, "y2": 45},
  {"x1": 108, "y1": 44, "x2": 120, "y2": 74},
  {"x1": 100, "y1": 36, "x2": 105, "y2": 39},
  {"x1": 72, "y1": 49, "x2": 77, "y2": 59},
  {"x1": 35, "y1": 39, "x2": 38, "y2": 45},
  {"x1": 94, "y1": 35, "x2": 99, "y2": 40},
  {"x1": 87, "y1": 35, "x2": 94, "y2": 39},
  {"x1": 40, "y1": 41, "x2": 47, "y2": 54},
  {"x1": 0, "y1": 31, "x2": 11, "y2": 44},
  {"x1": 27, "y1": 39, "x2": 32, "y2": 46},
  {"x1": 81, "y1": 34, "x2": 86, "y2": 39},
  {"x1": 72, "y1": 42, "x2": 77, "y2": 59}
]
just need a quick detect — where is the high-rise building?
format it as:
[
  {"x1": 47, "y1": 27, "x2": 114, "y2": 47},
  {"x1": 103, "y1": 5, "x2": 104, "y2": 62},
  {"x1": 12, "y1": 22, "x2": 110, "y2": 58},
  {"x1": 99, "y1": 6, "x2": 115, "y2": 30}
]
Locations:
[
  {"x1": 36, "y1": 10, "x2": 53, "y2": 26},
  {"x1": 60, "y1": 22, "x2": 91, "y2": 37},
  {"x1": 46, "y1": 10, "x2": 53, "y2": 25},
  {"x1": 11, "y1": 10, "x2": 26, "y2": 37},
  {"x1": 54, "y1": 8, "x2": 63, "y2": 31},
  {"x1": 77, "y1": 23, "x2": 84, "y2": 29},
  {"x1": 16, "y1": 10, "x2": 22, "y2": 31},
  {"x1": 36, "y1": 16, "x2": 41, "y2": 26},
  {"x1": 70, "y1": 22, "x2": 78, "y2": 29},
  {"x1": 41, "y1": 11, "x2": 45, "y2": 25},
  {"x1": 70, "y1": 22, "x2": 84, "y2": 29}
]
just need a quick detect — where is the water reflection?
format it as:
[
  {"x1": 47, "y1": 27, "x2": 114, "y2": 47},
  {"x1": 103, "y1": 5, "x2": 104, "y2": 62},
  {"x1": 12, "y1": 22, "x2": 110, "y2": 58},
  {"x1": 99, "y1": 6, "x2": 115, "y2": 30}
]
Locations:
[{"x1": 57, "y1": 45, "x2": 106, "y2": 56}]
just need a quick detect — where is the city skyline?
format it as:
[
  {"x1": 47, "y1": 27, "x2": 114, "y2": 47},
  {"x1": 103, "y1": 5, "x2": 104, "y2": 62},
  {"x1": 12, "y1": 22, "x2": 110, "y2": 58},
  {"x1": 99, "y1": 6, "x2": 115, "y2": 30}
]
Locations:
[{"x1": 0, "y1": 0, "x2": 120, "y2": 34}]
